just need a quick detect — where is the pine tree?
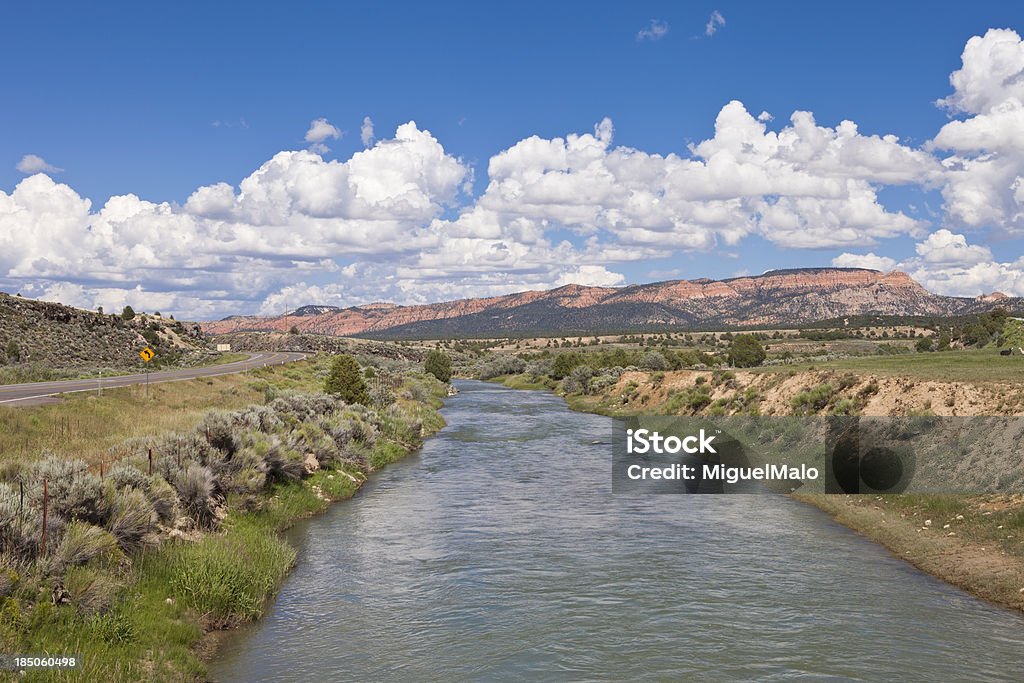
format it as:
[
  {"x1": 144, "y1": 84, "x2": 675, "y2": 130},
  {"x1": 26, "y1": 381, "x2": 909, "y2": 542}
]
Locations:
[{"x1": 324, "y1": 354, "x2": 369, "y2": 405}]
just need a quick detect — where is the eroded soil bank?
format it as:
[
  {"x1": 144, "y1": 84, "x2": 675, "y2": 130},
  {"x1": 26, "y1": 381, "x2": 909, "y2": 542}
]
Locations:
[{"x1": 497, "y1": 367, "x2": 1024, "y2": 612}]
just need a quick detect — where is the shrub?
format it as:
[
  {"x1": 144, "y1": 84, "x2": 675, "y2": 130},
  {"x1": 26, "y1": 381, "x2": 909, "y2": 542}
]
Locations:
[
  {"x1": 0, "y1": 482, "x2": 54, "y2": 561},
  {"x1": 525, "y1": 358, "x2": 554, "y2": 380},
  {"x1": 259, "y1": 440, "x2": 304, "y2": 485},
  {"x1": 728, "y1": 335, "x2": 766, "y2": 368},
  {"x1": 369, "y1": 384, "x2": 396, "y2": 408},
  {"x1": 588, "y1": 373, "x2": 618, "y2": 393},
  {"x1": 835, "y1": 373, "x2": 858, "y2": 391},
  {"x1": 324, "y1": 355, "x2": 369, "y2": 405},
  {"x1": 288, "y1": 422, "x2": 340, "y2": 467},
  {"x1": 235, "y1": 405, "x2": 284, "y2": 433},
  {"x1": 146, "y1": 476, "x2": 178, "y2": 524},
  {"x1": 173, "y1": 464, "x2": 216, "y2": 527},
  {"x1": 53, "y1": 521, "x2": 122, "y2": 571},
  {"x1": 858, "y1": 381, "x2": 880, "y2": 398},
  {"x1": 120, "y1": 305, "x2": 136, "y2": 320},
  {"x1": 916, "y1": 337, "x2": 934, "y2": 352},
  {"x1": 64, "y1": 565, "x2": 122, "y2": 616},
  {"x1": 639, "y1": 351, "x2": 668, "y2": 371},
  {"x1": 377, "y1": 405, "x2": 423, "y2": 447},
  {"x1": 562, "y1": 365, "x2": 594, "y2": 395},
  {"x1": 688, "y1": 391, "x2": 712, "y2": 412},
  {"x1": 269, "y1": 392, "x2": 341, "y2": 423},
  {"x1": 830, "y1": 399, "x2": 857, "y2": 416},
  {"x1": 551, "y1": 352, "x2": 583, "y2": 379},
  {"x1": 477, "y1": 354, "x2": 527, "y2": 380},
  {"x1": 791, "y1": 383, "x2": 836, "y2": 415},
  {"x1": 106, "y1": 489, "x2": 156, "y2": 552},
  {"x1": 4, "y1": 340, "x2": 20, "y2": 363},
  {"x1": 424, "y1": 350, "x2": 453, "y2": 382},
  {"x1": 108, "y1": 463, "x2": 149, "y2": 492},
  {"x1": 198, "y1": 411, "x2": 240, "y2": 457},
  {"x1": 29, "y1": 456, "x2": 109, "y2": 525}
]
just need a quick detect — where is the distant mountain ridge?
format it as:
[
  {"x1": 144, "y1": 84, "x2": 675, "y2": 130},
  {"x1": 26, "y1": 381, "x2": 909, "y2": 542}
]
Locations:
[{"x1": 201, "y1": 268, "x2": 1021, "y2": 339}]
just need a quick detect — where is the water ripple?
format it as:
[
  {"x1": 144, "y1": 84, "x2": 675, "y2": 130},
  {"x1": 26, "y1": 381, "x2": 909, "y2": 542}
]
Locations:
[{"x1": 211, "y1": 381, "x2": 1024, "y2": 682}]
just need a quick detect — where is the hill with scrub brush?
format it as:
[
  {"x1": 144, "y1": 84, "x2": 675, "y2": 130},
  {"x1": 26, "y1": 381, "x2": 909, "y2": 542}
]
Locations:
[{"x1": 0, "y1": 292, "x2": 210, "y2": 374}]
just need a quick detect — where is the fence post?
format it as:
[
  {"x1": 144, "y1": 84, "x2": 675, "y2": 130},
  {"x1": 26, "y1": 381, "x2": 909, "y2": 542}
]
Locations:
[
  {"x1": 40, "y1": 479, "x2": 48, "y2": 560},
  {"x1": 148, "y1": 448, "x2": 153, "y2": 476},
  {"x1": 99, "y1": 461, "x2": 104, "y2": 479}
]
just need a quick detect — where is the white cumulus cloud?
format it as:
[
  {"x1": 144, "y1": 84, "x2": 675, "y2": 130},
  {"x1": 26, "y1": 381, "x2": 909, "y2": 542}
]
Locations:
[
  {"x1": 837, "y1": 230, "x2": 1024, "y2": 298},
  {"x1": 6, "y1": 30, "x2": 1024, "y2": 318},
  {"x1": 932, "y1": 29, "x2": 1024, "y2": 234},
  {"x1": 831, "y1": 252, "x2": 897, "y2": 271}
]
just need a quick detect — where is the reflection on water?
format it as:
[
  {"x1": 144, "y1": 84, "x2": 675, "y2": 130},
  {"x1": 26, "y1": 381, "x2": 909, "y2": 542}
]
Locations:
[{"x1": 210, "y1": 381, "x2": 1024, "y2": 682}]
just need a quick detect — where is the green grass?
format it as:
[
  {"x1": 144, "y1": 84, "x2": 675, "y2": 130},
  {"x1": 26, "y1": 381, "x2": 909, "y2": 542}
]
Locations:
[
  {"x1": 0, "y1": 360, "x2": 446, "y2": 681},
  {"x1": 761, "y1": 349, "x2": 1024, "y2": 383},
  {"x1": 169, "y1": 517, "x2": 297, "y2": 627},
  {"x1": 491, "y1": 374, "x2": 556, "y2": 391},
  {"x1": 3, "y1": 441, "x2": 430, "y2": 682}
]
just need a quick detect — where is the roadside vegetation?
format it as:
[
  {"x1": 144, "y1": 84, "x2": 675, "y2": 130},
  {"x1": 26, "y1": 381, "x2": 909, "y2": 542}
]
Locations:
[{"x1": 0, "y1": 352, "x2": 447, "y2": 681}]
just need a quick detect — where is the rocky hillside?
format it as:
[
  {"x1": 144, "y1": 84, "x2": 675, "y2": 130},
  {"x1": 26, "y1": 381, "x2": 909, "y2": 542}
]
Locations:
[
  {"x1": 203, "y1": 268, "x2": 1021, "y2": 339},
  {"x1": 0, "y1": 292, "x2": 209, "y2": 370}
]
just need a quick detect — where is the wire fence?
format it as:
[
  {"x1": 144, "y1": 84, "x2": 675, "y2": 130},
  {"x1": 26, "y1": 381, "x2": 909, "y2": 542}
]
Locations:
[{"x1": 1, "y1": 381, "x2": 418, "y2": 563}]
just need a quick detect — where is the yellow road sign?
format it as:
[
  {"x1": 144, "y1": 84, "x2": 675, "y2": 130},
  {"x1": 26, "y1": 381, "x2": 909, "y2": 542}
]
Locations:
[{"x1": 139, "y1": 347, "x2": 155, "y2": 362}]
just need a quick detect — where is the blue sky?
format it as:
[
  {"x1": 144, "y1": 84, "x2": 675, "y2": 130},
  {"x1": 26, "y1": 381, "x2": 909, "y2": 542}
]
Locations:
[{"x1": 2, "y1": 2, "x2": 1023, "y2": 318}]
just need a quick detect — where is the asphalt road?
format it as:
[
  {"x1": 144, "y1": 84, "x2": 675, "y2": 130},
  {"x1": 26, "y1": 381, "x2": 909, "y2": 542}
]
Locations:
[{"x1": 0, "y1": 352, "x2": 307, "y2": 407}]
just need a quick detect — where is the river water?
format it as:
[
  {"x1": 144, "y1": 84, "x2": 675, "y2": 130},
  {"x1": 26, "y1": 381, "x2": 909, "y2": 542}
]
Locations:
[{"x1": 210, "y1": 381, "x2": 1024, "y2": 682}]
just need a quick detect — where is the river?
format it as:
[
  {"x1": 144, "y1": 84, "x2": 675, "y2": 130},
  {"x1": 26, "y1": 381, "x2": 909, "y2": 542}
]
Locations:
[{"x1": 210, "y1": 380, "x2": 1024, "y2": 681}]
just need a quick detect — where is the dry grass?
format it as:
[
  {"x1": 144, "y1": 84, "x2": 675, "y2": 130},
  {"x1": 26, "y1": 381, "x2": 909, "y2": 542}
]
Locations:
[
  {"x1": 762, "y1": 349, "x2": 1024, "y2": 384},
  {"x1": 0, "y1": 360, "x2": 324, "y2": 469}
]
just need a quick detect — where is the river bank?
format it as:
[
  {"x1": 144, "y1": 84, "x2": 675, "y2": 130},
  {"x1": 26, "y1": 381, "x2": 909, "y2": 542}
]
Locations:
[
  {"x1": 796, "y1": 493, "x2": 1024, "y2": 612},
  {"x1": 488, "y1": 370, "x2": 1024, "y2": 613},
  {"x1": 208, "y1": 380, "x2": 1024, "y2": 682},
  {"x1": 0, "y1": 357, "x2": 447, "y2": 682}
]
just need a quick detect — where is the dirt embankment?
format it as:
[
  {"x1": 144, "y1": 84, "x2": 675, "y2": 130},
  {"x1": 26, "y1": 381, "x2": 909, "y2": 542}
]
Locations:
[
  {"x1": 799, "y1": 493, "x2": 1024, "y2": 612},
  {"x1": 568, "y1": 367, "x2": 1024, "y2": 612},
  {"x1": 597, "y1": 368, "x2": 1024, "y2": 417}
]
